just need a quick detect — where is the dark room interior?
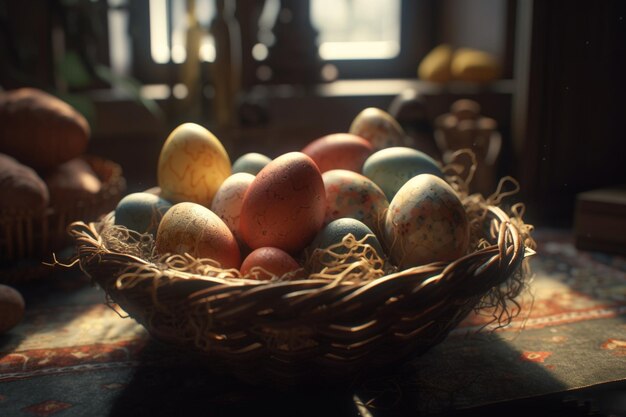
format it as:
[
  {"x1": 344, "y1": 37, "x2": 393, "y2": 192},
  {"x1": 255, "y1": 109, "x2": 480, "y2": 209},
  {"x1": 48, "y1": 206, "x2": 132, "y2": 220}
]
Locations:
[{"x1": 0, "y1": 1, "x2": 625, "y2": 416}]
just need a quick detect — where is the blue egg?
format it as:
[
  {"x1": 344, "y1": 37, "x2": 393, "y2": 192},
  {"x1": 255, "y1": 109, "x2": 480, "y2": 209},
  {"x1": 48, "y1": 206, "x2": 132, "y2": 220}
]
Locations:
[
  {"x1": 115, "y1": 192, "x2": 173, "y2": 236},
  {"x1": 362, "y1": 147, "x2": 443, "y2": 200},
  {"x1": 310, "y1": 218, "x2": 385, "y2": 269},
  {"x1": 232, "y1": 153, "x2": 272, "y2": 175}
]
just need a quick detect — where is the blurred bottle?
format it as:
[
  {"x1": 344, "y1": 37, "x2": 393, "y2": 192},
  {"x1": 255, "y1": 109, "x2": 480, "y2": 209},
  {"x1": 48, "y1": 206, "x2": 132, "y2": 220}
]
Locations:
[
  {"x1": 180, "y1": 0, "x2": 203, "y2": 120},
  {"x1": 209, "y1": 0, "x2": 242, "y2": 127}
]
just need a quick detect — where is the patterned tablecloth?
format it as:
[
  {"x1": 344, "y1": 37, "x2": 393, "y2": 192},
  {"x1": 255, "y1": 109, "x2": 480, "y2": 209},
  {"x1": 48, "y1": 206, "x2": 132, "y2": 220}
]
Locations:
[{"x1": 0, "y1": 230, "x2": 625, "y2": 416}]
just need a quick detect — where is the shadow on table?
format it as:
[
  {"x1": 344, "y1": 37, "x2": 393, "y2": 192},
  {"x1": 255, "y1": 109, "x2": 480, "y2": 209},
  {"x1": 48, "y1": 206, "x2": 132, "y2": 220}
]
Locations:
[
  {"x1": 106, "y1": 331, "x2": 572, "y2": 417},
  {"x1": 106, "y1": 339, "x2": 361, "y2": 417}
]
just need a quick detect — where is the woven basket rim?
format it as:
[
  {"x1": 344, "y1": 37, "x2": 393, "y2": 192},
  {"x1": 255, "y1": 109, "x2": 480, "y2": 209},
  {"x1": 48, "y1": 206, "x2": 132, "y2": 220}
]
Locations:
[{"x1": 68, "y1": 183, "x2": 531, "y2": 385}]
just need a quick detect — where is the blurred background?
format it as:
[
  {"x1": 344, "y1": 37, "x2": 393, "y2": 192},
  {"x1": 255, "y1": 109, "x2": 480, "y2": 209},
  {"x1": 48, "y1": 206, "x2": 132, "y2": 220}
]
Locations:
[{"x1": 0, "y1": 0, "x2": 624, "y2": 229}]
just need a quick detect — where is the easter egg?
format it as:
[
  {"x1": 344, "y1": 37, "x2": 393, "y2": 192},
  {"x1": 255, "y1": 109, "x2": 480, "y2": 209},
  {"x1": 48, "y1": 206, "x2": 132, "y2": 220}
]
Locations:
[
  {"x1": 240, "y1": 247, "x2": 301, "y2": 280},
  {"x1": 115, "y1": 192, "x2": 173, "y2": 236},
  {"x1": 301, "y1": 133, "x2": 373, "y2": 173},
  {"x1": 0, "y1": 284, "x2": 25, "y2": 334},
  {"x1": 210, "y1": 172, "x2": 255, "y2": 241},
  {"x1": 232, "y1": 152, "x2": 272, "y2": 175},
  {"x1": 157, "y1": 123, "x2": 231, "y2": 207},
  {"x1": 240, "y1": 152, "x2": 326, "y2": 254},
  {"x1": 362, "y1": 147, "x2": 443, "y2": 201},
  {"x1": 384, "y1": 174, "x2": 469, "y2": 269},
  {"x1": 322, "y1": 169, "x2": 388, "y2": 234},
  {"x1": 309, "y1": 218, "x2": 385, "y2": 273},
  {"x1": 156, "y1": 202, "x2": 240, "y2": 268},
  {"x1": 349, "y1": 107, "x2": 406, "y2": 150},
  {"x1": 312, "y1": 218, "x2": 384, "y2": 254}
]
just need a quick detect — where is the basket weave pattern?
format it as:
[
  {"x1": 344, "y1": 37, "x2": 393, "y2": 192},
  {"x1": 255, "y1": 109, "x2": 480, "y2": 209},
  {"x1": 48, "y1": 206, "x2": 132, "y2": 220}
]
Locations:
[{"x1": 70, "y1": 197, "x2": 526, "y2": 384}]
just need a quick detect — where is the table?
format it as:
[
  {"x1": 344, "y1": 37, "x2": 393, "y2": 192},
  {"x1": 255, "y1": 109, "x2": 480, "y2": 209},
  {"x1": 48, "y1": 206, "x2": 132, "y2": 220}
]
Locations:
[{"x1": 0, "y1": 230, "x2": 625, "y2": 416}]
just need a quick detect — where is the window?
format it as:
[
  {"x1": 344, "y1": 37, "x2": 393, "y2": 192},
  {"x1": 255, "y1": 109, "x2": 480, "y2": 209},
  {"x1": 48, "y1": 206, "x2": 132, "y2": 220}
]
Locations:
[
  {"x1": 108, "y1": 0, "x2": 429, "y2": 85},
  {"x1": 311, "y1": 0, "x2": 401, "y2": 60}
]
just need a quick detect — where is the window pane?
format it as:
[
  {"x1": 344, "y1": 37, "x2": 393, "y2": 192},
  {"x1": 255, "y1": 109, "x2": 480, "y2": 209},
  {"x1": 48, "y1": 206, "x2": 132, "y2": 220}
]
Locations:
[
  {"x1": 171, "y1": 0, "x2": 187, "y2": 64},
  {"x1": 148, "y1": 0, "x2": 216, "y2": 64},
  {"x1": 149, "y1": 0, "x2": 170, "y2": 63},
  {"x1": 310, "y1": 0, "x2": 401, "y2": 60}
]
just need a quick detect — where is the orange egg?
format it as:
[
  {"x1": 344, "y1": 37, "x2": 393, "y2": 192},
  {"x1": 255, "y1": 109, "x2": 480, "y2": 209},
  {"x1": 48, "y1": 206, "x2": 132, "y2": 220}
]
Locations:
[
  {"x1": 156, "y1": 202, "x2": 241, "y2": 268},
  {"x1": 240, "y1": 247, "x2": 301, "y2": 280},
  {"x1": 239, "y1": 152, "x2": 326, "y2": 254},
  {"x1": 301, "y1": 133, "x2": 373, "y2": 173}
]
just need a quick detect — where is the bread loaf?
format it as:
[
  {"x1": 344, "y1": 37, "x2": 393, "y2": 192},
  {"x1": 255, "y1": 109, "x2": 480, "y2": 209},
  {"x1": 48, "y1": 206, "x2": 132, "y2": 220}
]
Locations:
[
  {"x1": 0, "y1": 153, "x2": 49, "y2": 211},
  {"x1": 0, "y1": 88, "x2": 90, "y2": 171},
  {"x1": 45, "y1": 158, "x2": 101, "y2": 206}
]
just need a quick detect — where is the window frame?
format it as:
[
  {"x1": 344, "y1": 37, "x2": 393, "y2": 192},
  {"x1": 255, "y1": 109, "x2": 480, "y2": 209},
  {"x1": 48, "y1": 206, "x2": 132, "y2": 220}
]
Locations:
[{"x1": 125, "y1": 0, "x2": 435, "y2": 85}]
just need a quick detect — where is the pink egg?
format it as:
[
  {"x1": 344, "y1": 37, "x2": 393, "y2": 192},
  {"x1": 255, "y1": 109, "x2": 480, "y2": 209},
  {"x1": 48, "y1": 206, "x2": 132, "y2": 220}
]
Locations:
[
  {"x1": 240, "y1": 247, "x2": 301, "y2": 280},
  {"x1": 210, "y1": 173, "x2": 255, "y2": 241},
  {"x1": 301, "y1": 133, "x2": 373, "y2": 173}
]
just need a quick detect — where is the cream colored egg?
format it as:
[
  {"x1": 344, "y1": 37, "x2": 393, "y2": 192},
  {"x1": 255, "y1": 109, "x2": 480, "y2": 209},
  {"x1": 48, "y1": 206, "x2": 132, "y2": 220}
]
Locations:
[
  {"x1": 157, "y1": 123, "x2": 231, "y2": 207},
  {"x1": 210, "y1": 172, "x2": 255, "y2": 241},
  {"x1": 384, "y1": 174, "x2": 469, "y2": 269},
  {"x1": 349, "y1": 108, "x2": 406, "y2": 150},
  {"x1": 156, "y1": 202, "x2": 241, "y2": 269}
]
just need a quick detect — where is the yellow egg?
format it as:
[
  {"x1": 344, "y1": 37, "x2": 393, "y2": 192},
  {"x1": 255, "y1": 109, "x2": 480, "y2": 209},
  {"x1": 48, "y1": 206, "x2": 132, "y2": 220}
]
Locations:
[
  {"x1": 157, "y1": 123, "x2": 231, "y2": 207},
  {"x1": 418, "y1": 44, "x2": 453, "y2": 83}
]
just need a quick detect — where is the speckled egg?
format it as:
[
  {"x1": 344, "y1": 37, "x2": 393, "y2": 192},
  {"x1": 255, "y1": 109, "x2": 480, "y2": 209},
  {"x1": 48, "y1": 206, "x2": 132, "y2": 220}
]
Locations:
[
  {"x1": 210, "y1": 172, "x2": 255, "y2": 241},
  {"x1": 115, "y1": 192, "x2": 173, "y2": 236},
  {"x1": 232, "y1": 152, "x2": 272, "y2": 175},
  {"x1": 156, "y1": 202, "x2": 241, "y2": 268},
  {"x1": 362, "y1": 147, "x2": 443, "y2": 201},
  {"x1": 240, "y1": 152, "x2": 326, "y2": 254},
  {"x1": 349, "y1": 107, "x2": 406, "y2": 150},
  {"x1": 322, "y1": 169, "x2": 389, "y2": 234},
  {"x1": 157, "y1": 123, "x2": 231, "y2": 207},
  {"x1": 0, "y1": 284, "x2": 25, "y2": 334},
  {"x1": 240, "y1": 247, "x2": 301, "y2": 280},
  {"x1": 301, "y1": 133, "x2": 373, "y2": 173},
  {"x1": 384, "y1": 174, "x2": 469, "y2": 269}
]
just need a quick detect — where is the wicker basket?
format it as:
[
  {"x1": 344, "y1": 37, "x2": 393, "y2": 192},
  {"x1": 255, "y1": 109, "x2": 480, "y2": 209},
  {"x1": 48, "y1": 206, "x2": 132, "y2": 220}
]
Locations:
[
  {"x1": 69, "y1": 189, "x2": 532, "y2": 385},
  {"x1": 0, "y1": 156, "x2": 126, "y2": 282}
]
